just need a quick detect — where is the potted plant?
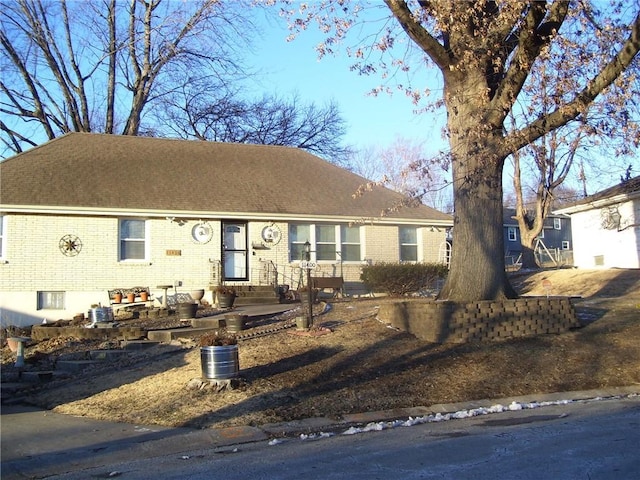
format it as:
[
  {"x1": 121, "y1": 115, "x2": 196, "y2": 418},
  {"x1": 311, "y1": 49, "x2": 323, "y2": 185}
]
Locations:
[
  {"x1": 199, "y1": 331, "x2": 239, "y2": 380},
  {"x1": 215, "y1": 285, "x2": 236, "y2": 308}
]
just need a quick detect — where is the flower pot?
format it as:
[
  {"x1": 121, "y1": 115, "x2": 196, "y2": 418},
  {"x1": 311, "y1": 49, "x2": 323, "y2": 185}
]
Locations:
[
  {"x1": 113, "y1": 293, "x2": 123, "y2": 304},
  {"x1": 295, "y1": 316, "x2": 309, "y2": 331},
  {"x1": 126, "y1": 292, "x2": 136, "y2": 303},
  {"x1": 140, "y1": 291, "x2": 148, "y2": 302},
  {"x1": 177, "y1": 302, "x2": 198, "y2": 319},
  {"x1": 201, "y1": 345, "x2": 239, "y2": 380},
  {"x1": 225, "y1": 314, "x2": 247, "y2": 333},
  {"x1": 190, "y1": 289, "x2": 205, "y2": 304},
  {"x1": 217, "y1": 293, "x2": 236, "y2": 308}
]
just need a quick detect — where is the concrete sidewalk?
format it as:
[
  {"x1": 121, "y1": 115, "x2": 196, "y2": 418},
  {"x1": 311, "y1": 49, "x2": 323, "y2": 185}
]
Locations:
[{"x1": 2, "y1": 386, "x2": 638, "y2": 480}]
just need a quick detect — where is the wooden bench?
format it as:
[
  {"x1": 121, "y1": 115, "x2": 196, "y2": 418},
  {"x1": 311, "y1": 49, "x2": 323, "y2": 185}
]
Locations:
[
  {"x1": 108, "y1": 287, "x2": 155, "y2": 311},
  {"x1": 311, "y1": 276, "x2": 344, "y2": 298}
]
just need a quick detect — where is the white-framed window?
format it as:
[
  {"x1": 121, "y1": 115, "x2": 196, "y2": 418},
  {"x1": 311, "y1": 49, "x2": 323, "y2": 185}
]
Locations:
[
  {"x1": 341, "y1": 225, "x2": 361, "y2": 261},
  {"x1": 119, "y1": 219, "x2": 148, "y2": 261},
  {"x1": 289, "y1": 223, "x2": 361, "y2": 262},
  {"x1": 507, "y1": 227, "x2": 517, "y2": 242},
  {"x1": 562, "y1": 241, "x2": 570, "y2": 250},
  {"x1": 554, "y1": 218, "x2": 562, "y2": 230},
  {"x1": 399, "y1": 226, "x2": 418, "y2": 262},
  {"x1": 37, "y1": 291, "x2": 65, "y2": 310},
  {"x1": 290, "y1": 223, "x2": 311, "y2": 261},
  {"x1": 0, "y1": 215, "x2": 6, "y2": 260},
  {"x1": 537, "y1": 228, "x2": 545, "y2": 239},
  {"x1": 316, "y1": 224, "x2": 336, "y2": 261}
]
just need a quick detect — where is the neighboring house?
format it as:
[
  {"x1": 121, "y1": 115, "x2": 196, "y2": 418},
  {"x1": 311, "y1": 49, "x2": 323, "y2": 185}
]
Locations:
[
  {"x1": 0, "y1": 133, "x2": 452, "y2": 326},
  {"x1": 554, "y1": 176, "x2": 640, "y2": 269},
  {"x1": 502, "y1": 208, "x2": 573, "y2": 267}
]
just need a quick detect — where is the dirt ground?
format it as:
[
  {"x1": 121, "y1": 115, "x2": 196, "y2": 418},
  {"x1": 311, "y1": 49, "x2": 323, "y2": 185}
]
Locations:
[{"x1": 2, "y1": 268, "x2": 639, "y2": 430}]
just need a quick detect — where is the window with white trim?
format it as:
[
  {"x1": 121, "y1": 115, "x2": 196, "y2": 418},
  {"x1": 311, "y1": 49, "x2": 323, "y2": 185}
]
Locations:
[
  {"x1": 290, "y1": 224, "x2": 311, "y2": 261},
  {"x1": 399, "y1": 226, "x2": 418, "y2": 262},
  {"x1": 562, "y1": 241, "x2": 570, "y2": 250},
  {"x1": 316, "y1": 224, "x2": 336, "y2": 261},
  {"x1": 289, "y1": 223, "x2": 361, "y2": 262},
  {"x1": 38, "y1": 291, "x2": 65, "y2": 310},
  {"x1": 553, "y1": 218, "x2": 561, "y2": 230},
  {"x1": 119, "y1": 219, "x2": 147, "y2": 261},
  {"x1": 341, "y1": 225, "x2": 361, "y2": 261},
  {"x1": 507, "y1": 227, "x2": 517, "y2": 242}
]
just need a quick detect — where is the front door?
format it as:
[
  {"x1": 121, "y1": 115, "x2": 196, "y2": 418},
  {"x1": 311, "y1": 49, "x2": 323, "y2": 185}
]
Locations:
[{"x1": 222, "y1": 221, "x2": 248, "y2": 281}]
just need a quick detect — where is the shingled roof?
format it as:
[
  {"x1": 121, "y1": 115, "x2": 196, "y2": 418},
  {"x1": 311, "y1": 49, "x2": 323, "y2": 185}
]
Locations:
[
  {"x1": 554, "y1": 176, "x2": 640, "y2": 214},
  {"x1": 0, "y1": 133, "x2": 451, "y2": 224}
]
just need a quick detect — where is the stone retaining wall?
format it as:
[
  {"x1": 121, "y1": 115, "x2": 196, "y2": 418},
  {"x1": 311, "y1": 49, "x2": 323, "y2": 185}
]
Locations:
[
  {"x1": 377, "y1": 297, "x2": 580, "y2": 344},
  {"x1": 31, "y1": 325, "x2": 146, "y2": 342}
]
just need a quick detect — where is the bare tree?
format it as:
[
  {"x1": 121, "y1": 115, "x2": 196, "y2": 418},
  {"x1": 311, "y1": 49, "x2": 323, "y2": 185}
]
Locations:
[
  {"x1": 349, "y1": 137, "x2": 452, "y2": 212},
  {"x1": 155, "y1": 91, "x2": 352, "y2": 161},
  {"x1": 279, "y1": 0, "x2": 640, "y2": 301},
  {"x1": 0, "y1": 0, "x2": 254, "y2": 155}
]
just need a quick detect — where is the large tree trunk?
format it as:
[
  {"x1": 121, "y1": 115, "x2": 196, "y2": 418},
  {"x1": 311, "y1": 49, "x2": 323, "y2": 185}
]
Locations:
[
  {"x1": 438, "y1": 70, "x2": 518, "y2": 302},
  {"x1": 439, "y1": 155, "x2": 518, "y2": 301}
]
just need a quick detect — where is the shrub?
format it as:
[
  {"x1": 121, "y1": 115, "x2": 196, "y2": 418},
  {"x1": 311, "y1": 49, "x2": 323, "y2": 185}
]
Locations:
[
  {"x1": 360, "y1": 262, "x2": 448, "y2": 296},
  {"x1": 199, "y1": 331, "x2": 237, "y2": 347}
]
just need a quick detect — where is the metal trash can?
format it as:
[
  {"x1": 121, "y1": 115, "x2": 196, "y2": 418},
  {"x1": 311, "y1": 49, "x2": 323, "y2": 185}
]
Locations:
[
  {"x1": 89, "y1": 307, "x2": 114, "y2": 324},
  {"x1": 200, "y1": 345, "x2": 239, "y2": 380}
]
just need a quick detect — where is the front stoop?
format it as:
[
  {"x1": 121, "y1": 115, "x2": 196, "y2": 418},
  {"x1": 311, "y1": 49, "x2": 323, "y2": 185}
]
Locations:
[{"x1": 215, "y1": 285, "x2": 281, "y2": 306}]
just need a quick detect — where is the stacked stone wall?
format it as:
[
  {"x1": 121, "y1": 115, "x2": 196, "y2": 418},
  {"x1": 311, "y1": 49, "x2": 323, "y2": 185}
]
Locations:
[{"x1": 378, "y1": 297, "x2": 580, "y2": 344}]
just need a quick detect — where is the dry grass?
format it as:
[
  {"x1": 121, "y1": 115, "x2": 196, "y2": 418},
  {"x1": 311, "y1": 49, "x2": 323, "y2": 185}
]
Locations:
[{"x1": 6, "y1": 268, "x2": 640, "y2": 430}]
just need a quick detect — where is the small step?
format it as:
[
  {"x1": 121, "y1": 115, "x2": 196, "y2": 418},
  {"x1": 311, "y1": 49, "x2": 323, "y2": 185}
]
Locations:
[
  {"x1": 89, "y1": 350, "x2": 130, "y2": 361},
  {"x1": 190, "y1": 317, "x2": 224, "y2": 329},
  {"x1": 121, "y1": 340, "x2": 161, "y2": 350},
  {"x1": 147, "y1": 326, "x2": 219, "y2": 343},
  {"x1": 55, "y1": 360, "x2": 102, "y2": 372},
  {"x1": 19, "y1": 370, "x2": 55, "y2": 382}
]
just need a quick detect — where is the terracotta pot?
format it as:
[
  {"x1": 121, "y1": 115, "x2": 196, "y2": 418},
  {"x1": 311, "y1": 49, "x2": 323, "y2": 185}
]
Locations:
[
  {"x1": 113, "y1": 293, "x2": 123, "y2": 304},
  {"x1": 126, "y1": 293, "x2": 136, "y2": 303},
  {"x1": 140, "y1": 291, "x2": 148, "y2": 302}
]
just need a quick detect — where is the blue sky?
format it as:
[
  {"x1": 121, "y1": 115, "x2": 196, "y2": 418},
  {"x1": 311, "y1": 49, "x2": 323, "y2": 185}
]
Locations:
[
  {"x1": 250, "y1": 16, "x2": 447, "y2": 155},
  {"x1": 249, "y1": 14, "x2": 637, "y2": 196}
]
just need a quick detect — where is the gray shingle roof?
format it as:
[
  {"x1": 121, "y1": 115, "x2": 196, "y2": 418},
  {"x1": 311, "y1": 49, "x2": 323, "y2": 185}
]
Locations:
[{"x1": 1, "y1": 133, "x2": 452, "y2": 223}]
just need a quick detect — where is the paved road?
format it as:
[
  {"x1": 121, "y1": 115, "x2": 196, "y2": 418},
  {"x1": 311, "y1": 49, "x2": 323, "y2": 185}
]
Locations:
[{"x1": 2, "y1": 391, "x2": 638, "y2": 479}]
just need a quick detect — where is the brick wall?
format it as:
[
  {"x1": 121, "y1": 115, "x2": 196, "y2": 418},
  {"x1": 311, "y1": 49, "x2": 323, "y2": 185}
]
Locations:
[{"x1": 378, "y1": 297, "x2": 580, "y2": 343}]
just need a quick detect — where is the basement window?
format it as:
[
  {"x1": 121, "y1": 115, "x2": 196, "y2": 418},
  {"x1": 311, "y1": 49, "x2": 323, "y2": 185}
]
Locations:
[{"x1": 37, "y1": 291, "x2": 65, "y2": 310}]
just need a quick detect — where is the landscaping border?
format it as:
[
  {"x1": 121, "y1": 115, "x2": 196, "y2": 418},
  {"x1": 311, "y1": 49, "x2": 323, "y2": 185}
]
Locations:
[{"x1": 377, "y1": 297, "x2": 580, "y2": 343}]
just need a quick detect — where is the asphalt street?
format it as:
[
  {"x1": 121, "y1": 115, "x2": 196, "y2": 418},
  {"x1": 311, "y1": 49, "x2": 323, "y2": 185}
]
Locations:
[{"x1": 2, "y1": 387, "x2": 639, "y2": 479}]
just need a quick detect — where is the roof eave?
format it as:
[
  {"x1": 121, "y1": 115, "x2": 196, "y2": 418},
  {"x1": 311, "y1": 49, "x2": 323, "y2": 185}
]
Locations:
[{"x1": 0, "y1": 205, "x2": 453, "y2": 227}]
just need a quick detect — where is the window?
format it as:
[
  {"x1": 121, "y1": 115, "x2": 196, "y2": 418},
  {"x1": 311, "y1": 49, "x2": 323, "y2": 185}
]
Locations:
[
  {"x1": 399, "y1": 226, "x2": 418, "y2": 262},
  {"x1": 38, "y1": 291, "x2": 65, "y2": 310},
  {"x1": 290, "y1": 224, "x2": 311, "y2": 261},
  {"x1": 316, "y1": 225, "x2": 336, "y2": 261},
  {"x1": 0, "y1": 215, "x2": 5, "y2": 259},
  {"x1": 119, "y1": 219, "x2": 147, "y2": 261},
  {"x1": 341, "y1": 225, "x2": 361, "y2": 261},
  {"x1": 289, "y1": 223, "x2": 361, "y2": 262},
  {"x1": 537, "y1": 228, "x2": 545, "y2": 239},
  {"x1": 554, "y1": 218, "x2": 562, "y2": 230},
  {"x1": 562, "y1": 241, "x2": 570, "y2": 250},
  {"x1": 507, "y1": 227, "x2": 517, "y2": 242}
]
